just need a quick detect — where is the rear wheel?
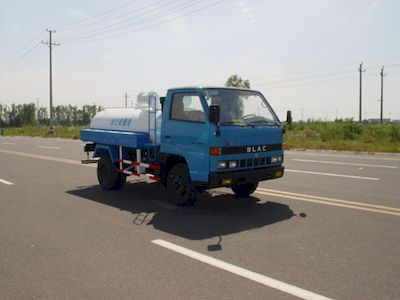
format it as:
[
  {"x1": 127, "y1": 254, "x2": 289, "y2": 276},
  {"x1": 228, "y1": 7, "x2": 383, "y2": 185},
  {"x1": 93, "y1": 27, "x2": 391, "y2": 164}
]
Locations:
[
  {"x1": 97, "y1": 156, "x2": 126, "y2": 190},
  {"x1": 231, "y1": 181, "x2": 258, "y2": 197},
  {"x1": 167, "y1": 163, "x2": 196, "y2": 205}
]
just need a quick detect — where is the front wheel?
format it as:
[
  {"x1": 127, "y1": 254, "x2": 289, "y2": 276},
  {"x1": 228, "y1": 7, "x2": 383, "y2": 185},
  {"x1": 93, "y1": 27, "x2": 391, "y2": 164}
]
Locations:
[
  {"x1": 167, "y1": 163, "x2": 196, "y2": 205},
  {"x1": 231, "y1": 181, "x2": 258, "y2": 197},
  {"x1": 97, "y1": 156, "x2": 126, "y2": 190}
]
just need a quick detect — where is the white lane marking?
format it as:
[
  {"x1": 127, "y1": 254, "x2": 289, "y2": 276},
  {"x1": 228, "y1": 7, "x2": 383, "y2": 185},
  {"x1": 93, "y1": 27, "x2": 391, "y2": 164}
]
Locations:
[
  {"x1": 3, "y1": 142, "x2": 16, "y2": 145},
  {"x1": 256, "y1": 188, "x2": 400, "y2": 216},
  {"x1": 37, "y1": 138, "x2": 81, "y2": 143},
  {"x1": 286, "y1": 169, "x2": 379, "y2": 181},
  {"x1": 0, "y1": 149, "x2": 96, "y2": 168},
  {"x1": 0, "y1": 149, "x2": 380, "y2": 181},
  {"x1": 38, "y1": 145, "x2": 61, "y2": 150},
  {"x1": 291, "y1": 159, "x2": 398, "y2": 169},
  {"x1": 0, "y1": 178, "x2": 14, "y2": 185},
  {"x1": 286, "y1": 151, "x2": 400, "y2": 162},
  {"x1": 152, "y1": 239, "x2": 332, "y2": 300},
  {"x1": 257, "y1": 190, "x2": 400, "y2": 217},
  {"x1": 0, "y1": 148, "x2": 397, "y2": 217}
]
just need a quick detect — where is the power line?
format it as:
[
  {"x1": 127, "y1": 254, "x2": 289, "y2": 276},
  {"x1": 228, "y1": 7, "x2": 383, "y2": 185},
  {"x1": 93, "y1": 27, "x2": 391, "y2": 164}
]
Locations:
[
  {"x1": 55, "y1": 0, "x2": 141, "y2": 30},
  {"x1": 251, "y1": 61, "x2": 359, "y2": 80},
  {"x1": 251, "y1": 60, "x2": 400, "y2": 82},
  {"x1": 366, "y1": 63, "x2": 400, "y2": 70},
  {"x1": 385, "y1": 63, "x2": 400, "y2": 68},
  {"x1": 16, "y1": 50, "x2": 48, "y2": 72},
  {"x1": 57, "y1": 0, "x2": 167, "y2": 32},
  {"x1": 1, "y1": 1, "x2": 171, "y2": 65},
  {"x1": 254, "y1": 70, "x2": 387, "y2": 91},
  {"x1": 72, "y1": 0, "x2": 227, "y2": 43},
  {"x1": 363, "y1": 56, "x2": 400, "y2": 64},
  {"x1": 14, "y1": 48, "x2": 46, "y2": 69},
  {"x1": 59, "y1": 0, "x2": 183, "y2": 41},
  {"x1": 0, "y1": 46, "x2": 47, "y2": 72},
  {"x1": 1, "y1": 1, "x2": 225, "y2": 73},
  {"x1": 251, "y1": 69, "x2": 354, "y2": 86},
  {"x1": 3, "y1": 43, "x2": 41, "y2": 67},
  {"x1": 60, "y1": 0, "x2": 227, "y2": 43},
  {"x1": 0, "y1": 30, "x2": 45, "y2": 64},
  {"x1": 60, "y1": 0, "x2": 206, "y2": 42},
  {"x1": 253, "y1": 73, "x2": 355, "y2": 90}
]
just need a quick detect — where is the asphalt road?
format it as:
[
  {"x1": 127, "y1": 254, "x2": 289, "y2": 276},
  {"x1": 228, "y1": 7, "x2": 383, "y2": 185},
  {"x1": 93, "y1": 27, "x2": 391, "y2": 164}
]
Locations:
[{"x1": 1, "y1": 136, "x2": 399, "y2": 300}]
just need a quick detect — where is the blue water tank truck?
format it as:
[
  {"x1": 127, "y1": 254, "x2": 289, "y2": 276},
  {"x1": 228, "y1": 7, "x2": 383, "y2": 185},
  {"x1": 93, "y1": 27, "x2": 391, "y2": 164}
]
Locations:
[{"x1": 81, "y1": 87, "x2": 290, "y2": 204}]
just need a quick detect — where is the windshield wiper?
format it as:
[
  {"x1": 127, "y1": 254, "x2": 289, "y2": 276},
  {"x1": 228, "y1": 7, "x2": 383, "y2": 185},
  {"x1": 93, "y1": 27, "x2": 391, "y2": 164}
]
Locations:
[
  {"x1": 219, "y1": 121, "x2": 255, "y2": 127},
  {"x1": 243, "y1": 122, "x2": 255, "y2": 128},
  {"x1": 247, "y1": 120, "x2": 280, "y2": 126}
]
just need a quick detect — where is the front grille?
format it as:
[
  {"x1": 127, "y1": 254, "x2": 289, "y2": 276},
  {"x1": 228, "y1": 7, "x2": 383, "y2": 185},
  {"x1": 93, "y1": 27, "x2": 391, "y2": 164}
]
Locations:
[
  {"x1": 239, "y1": 157, "x2": 271, "y2": 169},
  {"x1": 247, "y1": 159, "x2": 253, "y2": 167},
  {"x1": 254, "y1": 158, "x2": 259, "y2": 166}
]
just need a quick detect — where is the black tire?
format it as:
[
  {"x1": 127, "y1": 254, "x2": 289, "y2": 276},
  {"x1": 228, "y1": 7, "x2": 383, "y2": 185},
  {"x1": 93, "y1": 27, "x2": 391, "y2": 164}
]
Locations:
[
  {"x1": 97, "y1": 156, "x2": 126, "y2": 190},
  {"x1": 166, "y1": 163, "x2": 196, "y2": 205},
  {"x1": 231, "y1": 181, "x2": 258, "y2": 197}
]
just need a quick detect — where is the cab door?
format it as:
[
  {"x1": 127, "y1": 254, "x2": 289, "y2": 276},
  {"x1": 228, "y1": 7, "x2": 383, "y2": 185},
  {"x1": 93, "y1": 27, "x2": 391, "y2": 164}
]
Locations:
[{"x1": 161, "y1": 90, "x2": 210, "y2": 183}]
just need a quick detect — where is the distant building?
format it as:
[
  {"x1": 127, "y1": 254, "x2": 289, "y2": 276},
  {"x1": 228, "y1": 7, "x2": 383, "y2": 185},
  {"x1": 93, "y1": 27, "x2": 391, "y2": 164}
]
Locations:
[{"x1": 365, "y1": 118, "x2": 391, "y2": 124}]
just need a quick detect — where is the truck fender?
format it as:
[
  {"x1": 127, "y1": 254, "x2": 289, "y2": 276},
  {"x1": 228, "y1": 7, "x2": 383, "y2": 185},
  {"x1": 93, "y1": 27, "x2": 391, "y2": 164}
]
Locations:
[
  {"x1": 94, "y1": 144, "x2": 119, "y2": 163},
  {"x1": 159, "y1": 154, "x2": 189, "y2": 186}
]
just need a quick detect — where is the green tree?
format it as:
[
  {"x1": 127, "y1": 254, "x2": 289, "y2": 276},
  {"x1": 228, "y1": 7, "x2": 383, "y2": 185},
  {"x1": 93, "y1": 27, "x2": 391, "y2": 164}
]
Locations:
[
  {"x1": 19, "y1": 103, "x2": 36, "y2": 125},
  {"x1": 71, "y1": 105, "x2": 78, "y2": 126},
  {"x1": 225, "y1": 74, "x2": 250, "y2": 88},
  {"x1": 2, "y1": 105, "x2": 11, "y2": 126},
  {"x1": 37, "y1": 107, "x2": 48, "y2": 126},
  {"x1": 0, "y1": 103, "x2": 103, "y2": 127},
  {"x1": 9, "y1": 104, "x2": 20, "y2": 127},
  {"x1": 0, "y1": 104, "x2": 5, "y2": 127}
]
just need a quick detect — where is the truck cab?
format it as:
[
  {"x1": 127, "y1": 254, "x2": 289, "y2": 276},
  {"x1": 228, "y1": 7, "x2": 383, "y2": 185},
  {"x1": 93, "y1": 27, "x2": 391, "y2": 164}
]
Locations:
[{"x1": 81, "y1": 86, "x2": 285, "y2": 204}]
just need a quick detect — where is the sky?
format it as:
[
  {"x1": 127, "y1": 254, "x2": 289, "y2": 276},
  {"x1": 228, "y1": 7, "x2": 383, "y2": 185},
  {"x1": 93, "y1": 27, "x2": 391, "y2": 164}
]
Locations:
[{"x1": 0, "y1": 0, "x2": 399, "y2": 121}]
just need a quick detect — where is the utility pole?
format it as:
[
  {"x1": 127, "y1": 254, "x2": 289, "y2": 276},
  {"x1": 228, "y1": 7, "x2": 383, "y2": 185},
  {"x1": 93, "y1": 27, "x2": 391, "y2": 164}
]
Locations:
[
  {"x1": 379, "y1": 66, "x2": 386, "y2": 124},
  {"x1": 124, "y1": 92, "x2": 130, "y2": 107},
  {"x1": 36, "y1": 97, "x2": 39, "y2": 125},
  {"x1": 41, "y1": 29, "x2": 60, "y2": 132},
  {"x1": 358, "y1": 62, "x2": 366, "y2": 123}
]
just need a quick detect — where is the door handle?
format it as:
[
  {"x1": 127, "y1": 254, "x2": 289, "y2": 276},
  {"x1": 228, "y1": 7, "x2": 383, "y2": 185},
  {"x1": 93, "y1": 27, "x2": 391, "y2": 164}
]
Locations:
[{"x1": 165, "y1": 135, "x2": 172, "y2": 139}]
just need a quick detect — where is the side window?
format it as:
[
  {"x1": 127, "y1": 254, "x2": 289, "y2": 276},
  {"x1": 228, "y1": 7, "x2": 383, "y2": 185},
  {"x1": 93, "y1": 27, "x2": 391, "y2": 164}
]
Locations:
[{"x1": 170, "y1": 93, "x2": 205, "y2": 122}]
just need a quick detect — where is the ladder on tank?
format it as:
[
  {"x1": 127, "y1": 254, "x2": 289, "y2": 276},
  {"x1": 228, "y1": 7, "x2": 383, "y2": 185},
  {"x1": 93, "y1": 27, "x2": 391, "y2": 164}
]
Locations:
[{"x1": 147, "y1": 94, "x2": 161, "y2": 161}]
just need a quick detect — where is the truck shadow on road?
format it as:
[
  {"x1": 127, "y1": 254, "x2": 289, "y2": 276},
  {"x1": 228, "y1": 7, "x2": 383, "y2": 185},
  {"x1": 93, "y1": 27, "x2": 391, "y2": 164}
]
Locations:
[{"x1": 67, "y1": 181, "x2": 303, "y2": 244}]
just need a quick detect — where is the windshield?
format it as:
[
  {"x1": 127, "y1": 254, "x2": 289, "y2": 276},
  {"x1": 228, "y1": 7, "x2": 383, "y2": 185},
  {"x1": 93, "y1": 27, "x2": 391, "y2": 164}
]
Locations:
[{"x1": 204, "y1": 88, "x2": 280, "y2": 126}]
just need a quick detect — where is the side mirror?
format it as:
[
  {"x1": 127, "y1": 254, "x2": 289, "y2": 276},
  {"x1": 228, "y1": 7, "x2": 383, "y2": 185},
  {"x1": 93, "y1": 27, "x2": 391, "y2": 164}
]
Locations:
[
  {"x1": 286, "y1": 110, "x2": 292, "y2": 125},
  {"x1": 160, "y1": 97, "x2": 165, "y2": 112},
  {"x1": 209, "y1": 105, "x2": 220, "y2": 124}
]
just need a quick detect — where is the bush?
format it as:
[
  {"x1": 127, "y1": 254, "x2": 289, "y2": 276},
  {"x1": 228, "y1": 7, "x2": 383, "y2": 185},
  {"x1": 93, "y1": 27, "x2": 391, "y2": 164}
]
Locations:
[
  {"x1": 341, "y1": 122, "x2": 363, "y2": 140},
  {"x1": 390, "y1": 125, "x2": 400, "y2": 142},
  {"x1": 284, "y1": 122, "x2": 400, "y2": 153}
]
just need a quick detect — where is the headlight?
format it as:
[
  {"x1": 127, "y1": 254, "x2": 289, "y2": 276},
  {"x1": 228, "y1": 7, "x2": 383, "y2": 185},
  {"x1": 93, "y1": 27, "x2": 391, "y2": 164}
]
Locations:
[
  {"x1": 218, "y1": 161, "x2": 227, "y2": 169},
  {"x1": 228, "y1": 160, "x2": 237, "y2": 168},
  {"x1": 271, "y1": 155, "x2": 282, "y2": 163}
]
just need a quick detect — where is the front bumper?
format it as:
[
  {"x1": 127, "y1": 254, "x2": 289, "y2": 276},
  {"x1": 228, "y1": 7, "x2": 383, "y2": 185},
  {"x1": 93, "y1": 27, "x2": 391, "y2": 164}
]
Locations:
[{"x1": 208, "y1": 165, "x2": 284, "y2": 188}]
